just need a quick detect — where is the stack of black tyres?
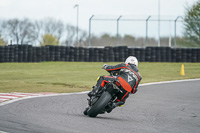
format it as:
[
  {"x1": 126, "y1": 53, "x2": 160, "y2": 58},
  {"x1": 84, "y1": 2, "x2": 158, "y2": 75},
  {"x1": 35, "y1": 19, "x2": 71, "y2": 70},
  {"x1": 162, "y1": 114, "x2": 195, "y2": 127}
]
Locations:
[
  {"x1": 155, "y1": 47, "x2": 161, "y2": 62},
  {"x1": 181, "y1": 48, "x2": 187, "y2": 62},
  {"x1": 74, "y1": 47, "x2": 79, "y2": 61},
  {"x1": 89, "y1": 48, "x2": 94, "y2": 62},
  {"x1": 17, "y1": 45, "x2": 22, "y2": 62},
  {"x1": 59, "y1": 46, "x2": 65, "y2": 61},
  {"x1": 118, "y1": 46, "x2": 128, "y2": 62},
  {"x1": 191, "y1": 49, "x2": 197, "y2": 62},
  {"x1": 79, "y1": 47, "x2": 85, "y2": 62},
  {"x1": 140, "y1": 48, "x2": 146, "y2": 62},
  {"x1": 32, "y1": 45, "x2": 36, "y2": 62},
  {"x1": 171, "y1": 48, "x2": 176, "y2": 62},
  {"x1": 145, "y1": 47, "x2": 151, "y2": 62},
  {"x1": 27, "y1": 45, "x2": 32, "y2": 62},
  {"x1": 176, "y1": 48, "x2": 182, "y2": 62},
  {"x1": 196, "y1": 49, "x2": 200, "y2": 62},
  {"x1": 134, "y1": 48, "x2": 141, "y2": 62},
  {"x1": 28, "y1": 45, "x2": 33, "y2": 62},
  {"x1": 103, "y1": 47, "x2": 109, "y2": 62},
  {"x1": 8, "y1": 46, "x2": 15, "y2": 62},
  {"x1": 84, "y1": 48, "x2": 90, "y2": 62},
  {"x1": 113, "y1": 47, "x2": 119, "y2": 62},
  {"x1": 128, "y1": 48, "x2": 135, "y2": 58},
  {"x1": 65, "y1": 46, "x2": 70, "y2": 61},
  {"x1": 13, "y1": 45, "x2": 18, "y2": 62},
  {"x1": 166, "y1": 47, "x2": 171, "y2": 62},
  {"x1": 186, "y1": 49, "x2": 192, "y2": 62},
  {"x1": 0, "y1": 46, "x2": 4, "y2": 62},
  {"x1": 24, "y1": 45, "x2": 29, "y2": 62},
  {"x1": 93, "y1": 48, "x2": 99, "y2": 62},
  {"x1": 160, "y1": 47, "x2": 167, "y2": 62},
  {"x1": 124, "y1": 47, "x2": 129, "y2": 61},
  {"x1": 107, "y1": 47, "x2": 115, "y2": 62},
  {"x1": 1, "y1": 45, "x2": 200, "y2": 63},
  {"x1": 151, "y1": 47, "x2": 156, "y2": 62},
  {"x1": 36, "y1": 47, "x2": 42, "y2": 62},
  {"x1": 31, "y1": 47, "x2": 35, "y2": 62},
  {"x1": 3, "y1": 46, "x2": 9, "y2": 62},
  {"x1": 54, "y1": 46, "x2": 60, "y2": 61},
  {"x1": 99, "y1": 48, "x2": 104, "y2": 62},
  {"x1": 48, "y1": 45, "x2": 55, "y2": 61},
  {"x1": 45, "y1": 46, "x2": 50, "y2": 61},
  {"x1": 69, "y1": 47, "x2": 75, "y2": 61}
]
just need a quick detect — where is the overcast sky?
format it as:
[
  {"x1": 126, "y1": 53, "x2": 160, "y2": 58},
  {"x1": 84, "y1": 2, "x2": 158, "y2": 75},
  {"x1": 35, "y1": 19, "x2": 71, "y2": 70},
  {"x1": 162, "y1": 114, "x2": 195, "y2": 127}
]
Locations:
[{"x1": 0, "y1": 0, "x2": 198, "y2": 37}]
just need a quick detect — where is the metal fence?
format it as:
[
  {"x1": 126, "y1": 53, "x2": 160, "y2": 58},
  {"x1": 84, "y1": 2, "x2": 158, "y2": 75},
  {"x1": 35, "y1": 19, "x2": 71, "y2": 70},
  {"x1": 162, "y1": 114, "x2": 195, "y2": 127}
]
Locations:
[{"x1": 88, "y1": 15, "x2": 186, "y2": 47}]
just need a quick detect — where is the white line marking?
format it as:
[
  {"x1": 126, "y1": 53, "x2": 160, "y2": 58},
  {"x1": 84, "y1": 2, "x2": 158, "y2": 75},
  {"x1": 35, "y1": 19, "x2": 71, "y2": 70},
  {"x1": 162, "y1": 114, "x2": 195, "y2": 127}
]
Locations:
[
  {"x1": 139, "y1": 78, "x2": 200, "y2": 86},
  {"x1": 0, "y1": 99, "x2": 7, "y2": 101},
  {"x1": 0, "y1": 78, "x2": 200, "y2": 107},
  {"x1": 0, "y1": 131, "x2": 9, "y2": 133},
  {"x1": 0, "y1": 96, "x2": 18, "y2": 99}
]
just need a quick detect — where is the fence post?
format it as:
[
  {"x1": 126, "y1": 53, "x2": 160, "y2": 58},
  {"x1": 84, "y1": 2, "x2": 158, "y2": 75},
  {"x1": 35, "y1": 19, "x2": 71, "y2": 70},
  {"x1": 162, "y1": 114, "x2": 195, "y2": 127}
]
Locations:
[
  {"x1": 88, "y1": 15, "x2": 94, "y2": 47},
  {"x1": 145, "y1": 16, "x2": 151, "y2": 47},
  {"x1": 174, "y1": 16, "x2": 181, "y2": 48},
  {"x1": 117, "y1": 15, "x2": 122, "y2": 46}
]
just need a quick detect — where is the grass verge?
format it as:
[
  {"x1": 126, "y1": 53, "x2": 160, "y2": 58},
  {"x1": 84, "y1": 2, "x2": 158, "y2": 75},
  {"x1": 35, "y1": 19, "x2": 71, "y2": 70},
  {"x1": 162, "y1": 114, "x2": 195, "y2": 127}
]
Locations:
[{"x1": 0, "y1": 62, "x2": 200, "y2": 93}]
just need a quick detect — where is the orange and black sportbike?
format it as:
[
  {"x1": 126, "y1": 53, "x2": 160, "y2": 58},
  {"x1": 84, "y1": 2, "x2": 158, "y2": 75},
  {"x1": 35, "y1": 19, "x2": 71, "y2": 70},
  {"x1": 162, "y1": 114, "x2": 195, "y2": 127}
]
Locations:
[{"x1": 83, "y1": 76, "x2": 123, "y2": 117}]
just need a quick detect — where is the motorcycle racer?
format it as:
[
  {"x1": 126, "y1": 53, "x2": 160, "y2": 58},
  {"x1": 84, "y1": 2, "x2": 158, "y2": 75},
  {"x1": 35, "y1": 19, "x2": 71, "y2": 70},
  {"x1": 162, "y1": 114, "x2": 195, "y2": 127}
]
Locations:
[{"x1": 88, "y1": 56, "x2": 142, "y2": 113}]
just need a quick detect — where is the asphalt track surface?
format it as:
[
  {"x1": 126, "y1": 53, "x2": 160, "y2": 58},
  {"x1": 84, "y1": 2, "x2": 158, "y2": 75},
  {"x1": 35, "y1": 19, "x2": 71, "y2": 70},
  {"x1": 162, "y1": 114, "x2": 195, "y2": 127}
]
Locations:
[{"x1": 0, "y1": 79, "x2": 200, "y2": 133}]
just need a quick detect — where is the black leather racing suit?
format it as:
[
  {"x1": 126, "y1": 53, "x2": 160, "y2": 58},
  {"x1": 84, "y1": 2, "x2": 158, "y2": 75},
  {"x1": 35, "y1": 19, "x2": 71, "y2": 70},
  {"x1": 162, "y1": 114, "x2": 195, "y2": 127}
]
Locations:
[{"x1": 100, "y1": 63, "x2": 142, "y2": 103}]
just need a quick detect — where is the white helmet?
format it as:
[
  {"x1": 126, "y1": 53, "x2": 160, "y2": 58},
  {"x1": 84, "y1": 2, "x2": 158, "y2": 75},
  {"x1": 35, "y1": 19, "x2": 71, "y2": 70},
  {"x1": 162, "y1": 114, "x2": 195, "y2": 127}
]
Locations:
[{"x1": 125, "y1": 56, "x2": 138, "y2": 67}]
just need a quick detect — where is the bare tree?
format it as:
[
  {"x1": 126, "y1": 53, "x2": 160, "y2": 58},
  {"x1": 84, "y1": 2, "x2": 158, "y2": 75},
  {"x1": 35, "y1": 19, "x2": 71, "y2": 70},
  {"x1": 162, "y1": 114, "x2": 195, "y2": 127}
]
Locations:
[
  {"x1": 0, "y1": 19, "x2": 7, "y2": 45},
  {"x1": 40, "y1": 18, "x2": 64, "y2": 42},
  {"x1": 64, "y1": 24, "x2": 76, "y2": 46},
  {"x1": 0, "y1": 19, "x2": 3, "y2": 35},
  {"x1": 62, "y1": 24, "x2": 88, "y2": 46},
  {"x1": 4, "y1": 18, "x2": 37, "y2": 44},
  {"x1": 33, "y1": 20, "x2": 42, "y2": 44},
  {"x1": 79, "y1": 30, "x2": 88, "y2": 46},
  {"x1": 90, "y1": 35, "x2": 99, "y2": 46}
]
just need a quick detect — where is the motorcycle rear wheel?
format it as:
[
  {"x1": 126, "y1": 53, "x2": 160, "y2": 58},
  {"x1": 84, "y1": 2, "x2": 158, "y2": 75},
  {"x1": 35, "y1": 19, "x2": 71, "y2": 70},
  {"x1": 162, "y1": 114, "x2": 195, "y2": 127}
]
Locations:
[{"x1": 87, "y1": 91, "x2": 112, "y2": 117}]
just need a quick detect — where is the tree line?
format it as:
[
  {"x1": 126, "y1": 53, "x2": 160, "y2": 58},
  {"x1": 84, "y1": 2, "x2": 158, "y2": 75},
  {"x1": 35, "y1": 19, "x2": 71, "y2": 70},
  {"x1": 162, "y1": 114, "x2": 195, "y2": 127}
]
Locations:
[
  {"x1": 0, "y1": 18, "x2": 160, "y2": 47},
  {"x1": 0, "y1": 18, "x2": 88, "y2": 46}
]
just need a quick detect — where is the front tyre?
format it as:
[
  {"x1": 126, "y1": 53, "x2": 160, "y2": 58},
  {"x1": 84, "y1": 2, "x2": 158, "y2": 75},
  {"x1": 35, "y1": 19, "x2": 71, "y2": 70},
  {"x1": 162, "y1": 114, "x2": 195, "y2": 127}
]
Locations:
[
  {"x1": 87, "y1": 91, "x2": 112, "y2": 117},
  {"x1": 83, "y1": 107, "x2": 89, "y2": 115}
]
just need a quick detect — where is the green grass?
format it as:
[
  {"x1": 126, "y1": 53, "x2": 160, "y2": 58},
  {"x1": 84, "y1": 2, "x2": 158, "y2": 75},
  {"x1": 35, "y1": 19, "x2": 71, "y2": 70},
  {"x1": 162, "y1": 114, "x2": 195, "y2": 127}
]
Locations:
[{"x1": 0, "y1": 62, "x2": 200, "y2": 93}]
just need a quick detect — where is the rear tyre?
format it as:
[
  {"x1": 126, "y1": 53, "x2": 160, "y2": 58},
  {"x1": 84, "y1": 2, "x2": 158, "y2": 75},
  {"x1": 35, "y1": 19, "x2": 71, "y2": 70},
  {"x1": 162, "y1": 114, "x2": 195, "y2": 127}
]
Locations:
[{"x1": 87, "y1": 91, "x2": 112, "y2": 117}]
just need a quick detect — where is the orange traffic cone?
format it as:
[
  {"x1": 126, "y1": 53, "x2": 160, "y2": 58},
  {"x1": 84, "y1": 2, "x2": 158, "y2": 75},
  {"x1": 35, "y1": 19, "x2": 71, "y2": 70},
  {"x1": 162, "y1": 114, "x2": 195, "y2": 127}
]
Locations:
[{"x1": 180, "y1": 64, "x2": 185, "y2": 76}]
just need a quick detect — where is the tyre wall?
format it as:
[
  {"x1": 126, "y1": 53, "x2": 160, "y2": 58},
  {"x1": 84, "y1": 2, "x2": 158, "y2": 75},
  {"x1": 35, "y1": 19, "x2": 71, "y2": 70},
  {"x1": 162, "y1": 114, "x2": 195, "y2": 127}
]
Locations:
[{"x1": 0, "y1": 45, "x2": 200, "y2": 62}]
